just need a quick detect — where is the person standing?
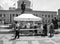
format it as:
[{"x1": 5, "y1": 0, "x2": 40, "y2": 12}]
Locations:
[
  {"x1": 52, "y1": 17, "x2": 58, "y2": 29},
  {"x1": 21, "y1": 1, "x2": 26, "y2": 14},
  {"x1": 12, "y1": 21, "x2": 17, "y2": 31},
  {"x1": 43, "y1": 24, "x2": 47, "y2": 36},
  {"x1": 40, "y1": 24, "x2": 43, "y2": 34},
  {"x1": 54, "y1": 17, "x2": 58, "y2": 29},
  {"x1": 49, "y1": 23, "x2": 54, "y2": 37},
  {"x1": 13, "y1": 22, "x2": 20, "y2": 39},
  {"x1": 34, "y1": 29, "x2": 37, "y2": 36},
  {"x1": 14, "y1": 29, "x2": 20, "y2": 39}
]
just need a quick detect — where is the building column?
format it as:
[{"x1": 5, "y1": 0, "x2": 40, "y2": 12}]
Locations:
[{"x1": 10, "y1": 14, "x2": 11, "y2": 24}]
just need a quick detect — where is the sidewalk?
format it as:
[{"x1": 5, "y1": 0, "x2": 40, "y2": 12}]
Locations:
[
  {"x1": 0, "y1": 25, "x2": 60, "y2": 44},
  {"x1": 0, "y1": 34, "x2": 60, "y2": 44},
  {"x1": 0, "y1": 28, "x2": 60, "y2": 34}
]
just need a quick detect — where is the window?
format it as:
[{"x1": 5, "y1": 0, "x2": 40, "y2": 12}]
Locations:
[
  {"x1": 35, "y1": 14, "x2": 38, "y2": 16},
  {"x1": 42, "y1": 14, "x2": 44, "y2": 16},
  {"x1": 48, "y1": 20, "x2": 50, "y2": 23},
  {"x1": 4, "y1": 14, "x2": 5, "y2": 17},
  {"x1": 2, "y1": 15, "x2": 4, "y2": 17},
  {"x1": 35, "y1": 14, "x2": 36, "y2": 16},
  {"x1": 45, "y1": 20, "x2": 47, "y2": 23},
  {"x1": 33, "y1": 14, "x2": 36, "y2": 16},
  {"x1": 16, "y1": 14, "x2": 18, "y2": 16},
  {"x1": 13, "y1": 14, "x2": 15, "y2": 16},
  {"x1": 45, "y1": 15, "x2": 47, "y2": 17},
  {"x1": 0, "y1": 14, "x2": 2, "y2": 17},
  {"x1": 3, "y1": 19, "x2": 5, "y2": 22},
  {"x1": 48, "y1": 15, "x2": 50, "y2": 18},
  {"x1": 33, "y1": 14, "x2": 35, "y2": 15},
  {"x1": 51, "y1": 15, "x2": 53, "y2": 18}
]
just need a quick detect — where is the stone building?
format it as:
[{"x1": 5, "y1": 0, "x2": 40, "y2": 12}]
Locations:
[
  {"x1": 58, "y1": 9, "x2": 60, "y2": 20},
  {"x1": 0, "y1": 0, "x2": 57, "y2": 24},
  {"x1": 58, "y1": 9, "x2": 60, "y2": 26}
]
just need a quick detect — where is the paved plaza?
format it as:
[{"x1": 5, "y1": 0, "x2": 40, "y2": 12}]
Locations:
[
  {"x1": 0, "y1": 25, "x2": 60, "y2": 44},
  {"x1": 0, "y1": 33, "x2": 60, "y2": 44}
]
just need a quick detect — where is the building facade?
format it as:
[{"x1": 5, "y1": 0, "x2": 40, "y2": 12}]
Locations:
[
  {"x1": 58, "y1": 9, "x2": 60, "y2": 20},
  {"x1": 0, "y1": 10, "x2": 57, "y2": 24},
  {"x1": 0, "y1": 0, "x2": 57, "y2": 24},
  {"x1": 33, "y1": 11, "x2": 57, "y2": 24},
  {"x1": 9, "y1": 7, "x2": 16, "y2": 10},
  {"x1": 58, "y1": 9, "x2": 60, "y2": 26}
]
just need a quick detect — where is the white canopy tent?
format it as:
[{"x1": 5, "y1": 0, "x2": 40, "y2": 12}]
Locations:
[{"x1": 14, "y1": 14, "x2": 42, "y2": 21}]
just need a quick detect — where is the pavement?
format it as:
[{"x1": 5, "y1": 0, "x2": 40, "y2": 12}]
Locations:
[
  {"x1": 0, "y1": 33, "x2": 60, "y2": 44},
  {"x1": 0, "y1": 25, "x2": 60, "y2": 44}
]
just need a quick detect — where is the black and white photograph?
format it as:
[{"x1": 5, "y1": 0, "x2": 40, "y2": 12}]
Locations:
[{"x1": 0, "y1": 0, "x2": 60, "y2": 44}]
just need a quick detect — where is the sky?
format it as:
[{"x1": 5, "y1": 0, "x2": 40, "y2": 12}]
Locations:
[{"x1": 0, "y1": 0, "x2": 60, "y2": 11}]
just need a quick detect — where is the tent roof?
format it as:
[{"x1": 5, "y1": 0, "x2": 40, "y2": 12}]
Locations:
[{"x1": 14, "y1": 14, "x2": 42, "y2": 21}]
